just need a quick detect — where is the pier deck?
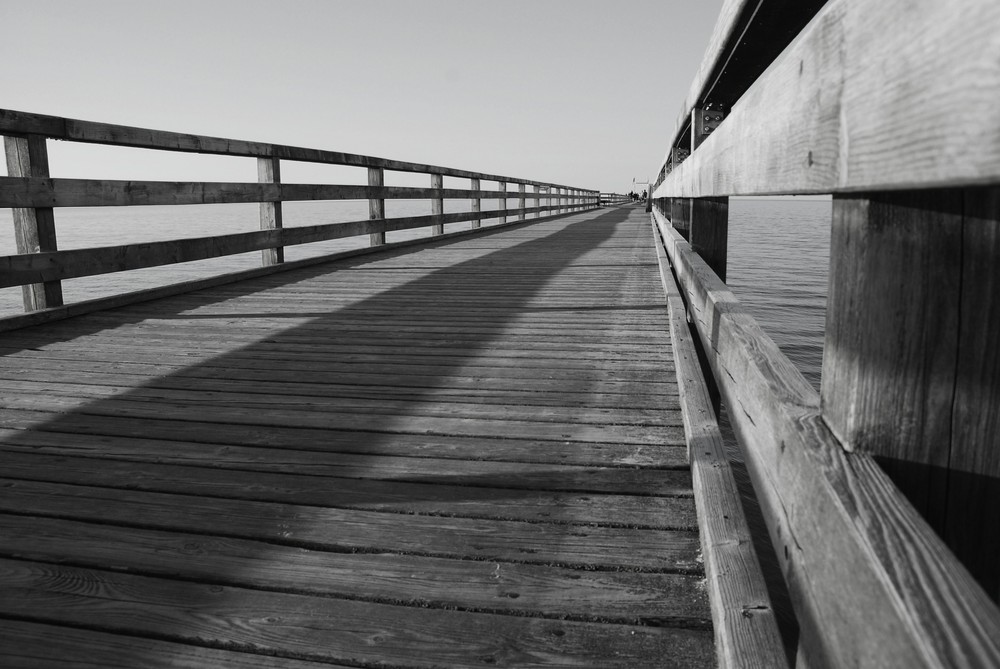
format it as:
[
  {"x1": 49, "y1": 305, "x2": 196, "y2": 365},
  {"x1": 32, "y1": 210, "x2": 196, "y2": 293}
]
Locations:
[{"x1": 0, "y1": 205, "x2": 714, "y2": 667}]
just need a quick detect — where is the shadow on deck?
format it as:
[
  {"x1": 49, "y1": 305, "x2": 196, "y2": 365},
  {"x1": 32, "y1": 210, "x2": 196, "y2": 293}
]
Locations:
[{"x1": 0, "y1": 206, "x2": 714, "y2": 667}]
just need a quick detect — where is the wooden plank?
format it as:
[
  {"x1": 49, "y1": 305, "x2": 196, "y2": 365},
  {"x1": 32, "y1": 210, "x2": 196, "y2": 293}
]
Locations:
[
  {"x1": 0, "y1": 178, "x2": 552, "y2": 208},
  {"x1": 3, "y1": 135, "x2": 62, "y2": 310},
  {"x1": 0, "y1": 559, "x2": 714, "y2": 668},
  {"x1": 0, "y1": 409, "x2": 686, "y2": 468},
  {"x1": 652, "y1": 221, "x2": 788, "y2": 667},
  {"x1": 653, "y1": 208, "x2": 1000, "y2": 667},
  {"x1": 0, "y1": 479, "x2": 701, "y2": 571},
  {"x1": 0, "y1": 379, "x2": 677, "y2": 429},
  {"x1": 0, "y1": 515, "x2": 709, "y2": 623},
  {"x1": 0, "y1": 446, "x2": 692, "y2": 501},
  {"x1": 0, "y1": 619, "x2": 349, "y2": 669},
  {"x1": 0, "y1": 108, "x2": 597, "y2": 193},
  {"x1": 654, "y1": 0, "x2": 1000, "y2": 198}
]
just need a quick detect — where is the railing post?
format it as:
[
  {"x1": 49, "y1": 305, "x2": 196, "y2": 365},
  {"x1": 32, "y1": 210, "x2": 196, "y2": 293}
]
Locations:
[
  {"x1": 470, "y1": 177, "x2": 481, "y2": 229},
  {"x1": 689, "y1": 197, "x2": 728, "y2": 282},
  {"x1": 431, "y1": 173, "x2": 443, "y2": 235},
  {"x1": 822, "y1": 187, "x2": 1000, "y2": 599},
  {"x1": 4, "y1": 134, "x2": 63, "y2": 310},
  {"x1": 534, "y1": 185, "x2": 541, "y2": 218},
  {"x1": 257, "y1": 156, "x2": 284, "y2": 264},
  {"x1": 518, "y1": 183, "x2": 526, "y2": 221},
  {"x1": 498, "y1": 181, "x2": 506, "y2": 224},
  {"x1": 367, "y1": 167, "x2": 386, "y2": 245}
]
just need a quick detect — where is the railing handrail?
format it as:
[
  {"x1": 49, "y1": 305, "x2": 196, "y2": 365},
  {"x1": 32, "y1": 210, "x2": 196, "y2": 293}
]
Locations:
[
  {"x1": 0, "y1": 108, "x2": 586, "y2": 190},
  {"x1": 1, "y1": 108, "x2": 599, "y2": 323}
]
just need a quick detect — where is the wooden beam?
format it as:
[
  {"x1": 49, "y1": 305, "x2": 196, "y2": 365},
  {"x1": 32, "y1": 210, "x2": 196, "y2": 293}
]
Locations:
[
  {"x1": 652, "y1": 207, "x2": 1000, "y2": 668},
  {"x1": 0, "y1": 178, "x2": 522, "y2": 208},
  {"x1": 368, "y1": 167, "x2": 385, "y2": 246},
  {"x1": 654, "y1": 0, "x2": 1000, "y2": 198},
  {"x1": 652, "y1": 221, "x2": 789, "y2": 669},
  {"x1": 518, "y1": 183, "x2": 526, "y2": 221},
  {"x1": 0, "y1": 108, "x2": 586, "y2": 192},
  {"x1": 431, "y1": 173, "x2": 444, "y2": 235},
  {"x1": 470, "y1": 177, "x2": 481, "y2": 229},
  {"x1": 689, "y1": 197, "x2": 728, "y2": 282},
  {"x1": 498, "y1": 181, "x2": 506, "y2": 224},
  {"x1": 823, "y1": 188, "x2": 1000, "y2": 599},
  {"x1": 3, "y1": 135, "x2": 62, "y2": 311},
  {"x1": 821, "y1": 191, "x2": 961, "y2": 527},
  {"x1": 257, "y1": 157, "x2": 283, "y2": 265}
]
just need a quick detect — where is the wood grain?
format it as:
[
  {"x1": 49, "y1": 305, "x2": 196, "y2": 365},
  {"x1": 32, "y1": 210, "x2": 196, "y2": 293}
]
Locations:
[
  {"x1": 653, "y1": 221, "x2": 789, "y2": 668},
  {"x1": 3, "y1": 135, "x2": 62, "y2": 310},
  {"x1": 654, "y1": 0, "x2": 1000, "y2": 198}
]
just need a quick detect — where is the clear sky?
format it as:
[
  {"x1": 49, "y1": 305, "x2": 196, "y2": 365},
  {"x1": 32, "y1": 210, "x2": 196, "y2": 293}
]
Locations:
[{"x1": 1, "y1": 0, "x2": 723, "y2": 192}]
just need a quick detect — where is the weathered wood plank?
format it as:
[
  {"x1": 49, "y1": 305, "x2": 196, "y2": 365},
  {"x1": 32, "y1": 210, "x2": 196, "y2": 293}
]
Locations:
[
  {"x1": 0, "y1": 449, "x2": 693, "y2": 503},
  {"x1": 0, "y1": 409, "x2": 686, "y2": 467},
  {"x1": 0, "y1": 619, "x2": 349, "y2": 669},
  {"x1": 653, "y1": 221, "x2": 788, "y2": 667},
  {"x1": 0, "y1": 559, "x2": 714, "y2": 668},
  {"x1": 0, "y1": 479, "x2": 701, "y2": 571},
  {"x1": 654, "y1": 0, "x2": 1000, "y2": 197},
  {"x1": 654, "y1": 208, "x2": 1000, "y2": 667},
  {"x1": 0, "y1": 515, "x2": 709, "y2": 623},
  {"x1": 0, "y1": 178, "x2": 549, "y2": 208}
]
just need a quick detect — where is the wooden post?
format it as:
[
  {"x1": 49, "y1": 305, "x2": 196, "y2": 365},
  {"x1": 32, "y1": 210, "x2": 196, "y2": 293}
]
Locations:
[
  {"x1": 822, "y1": 187, "x2": 1000, "y2": 599},
  {"x1": 689, "y1": 197, "x2": 728, "y2": 282},
  {"x1": 518, "y1": 183, "x2": 525, "y2": 221},
  {"x1": 497, "y1": 181, "x2": 506, "y2": 224},
  {"x1": 431, "y1": 173, "x2": 443, "y2": 235},
  {"x1": 671, "y1": 197, "x2": 691, "y2": 240},
  {"x1": 257, "y1": 156, "x2": 284, "y2": 264},
  {"x1": 4, "y1": 135, "x2": 63, "y2": 310},
  {"x1": 470, "y1": 177, "x2": 481, "y2": 229},
  {"x1": 368, "y1": 167, "x2": 385, "y2": 245},
  {"x1": 534, "y1": 185, "x2": 541, "y2": 218}
]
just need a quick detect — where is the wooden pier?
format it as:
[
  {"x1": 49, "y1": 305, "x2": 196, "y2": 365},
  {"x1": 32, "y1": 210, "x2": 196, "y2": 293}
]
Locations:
[
  {"x1": 4, "y1": 0, "x2": 1000, "y2": 665},
  {"x1": 0, "y1": 204, "x2": 738, "y2": 667}
]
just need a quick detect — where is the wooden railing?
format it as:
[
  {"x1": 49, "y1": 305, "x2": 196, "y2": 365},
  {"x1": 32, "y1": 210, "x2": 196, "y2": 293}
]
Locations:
[
  {"x1": 599, "y1": 192, "x2": 631, "y2": 205},
  {"x1": 1, "y1": 109, "x2": 598, "y2": 323},
  {"x1": 652, "y1": 0, "x2": 1000, "y2": 667}
]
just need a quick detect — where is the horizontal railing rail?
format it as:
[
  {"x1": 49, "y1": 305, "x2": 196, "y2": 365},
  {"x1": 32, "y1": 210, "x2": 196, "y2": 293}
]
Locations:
[
  {"x1": 651, "y1": 0, "x2": 1000, "y2": 666},
  {"x1": 1, "y1": 108, "x2": 599, "y2": 320},
  {"x1": 599, "y1": 192, "x2": 631, "y2": 205}
]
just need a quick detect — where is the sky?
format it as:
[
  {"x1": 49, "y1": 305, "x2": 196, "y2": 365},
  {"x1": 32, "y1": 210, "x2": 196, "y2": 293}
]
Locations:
[{"x1": 1, "y1": 0, "x2": 723, "y2": 192}]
